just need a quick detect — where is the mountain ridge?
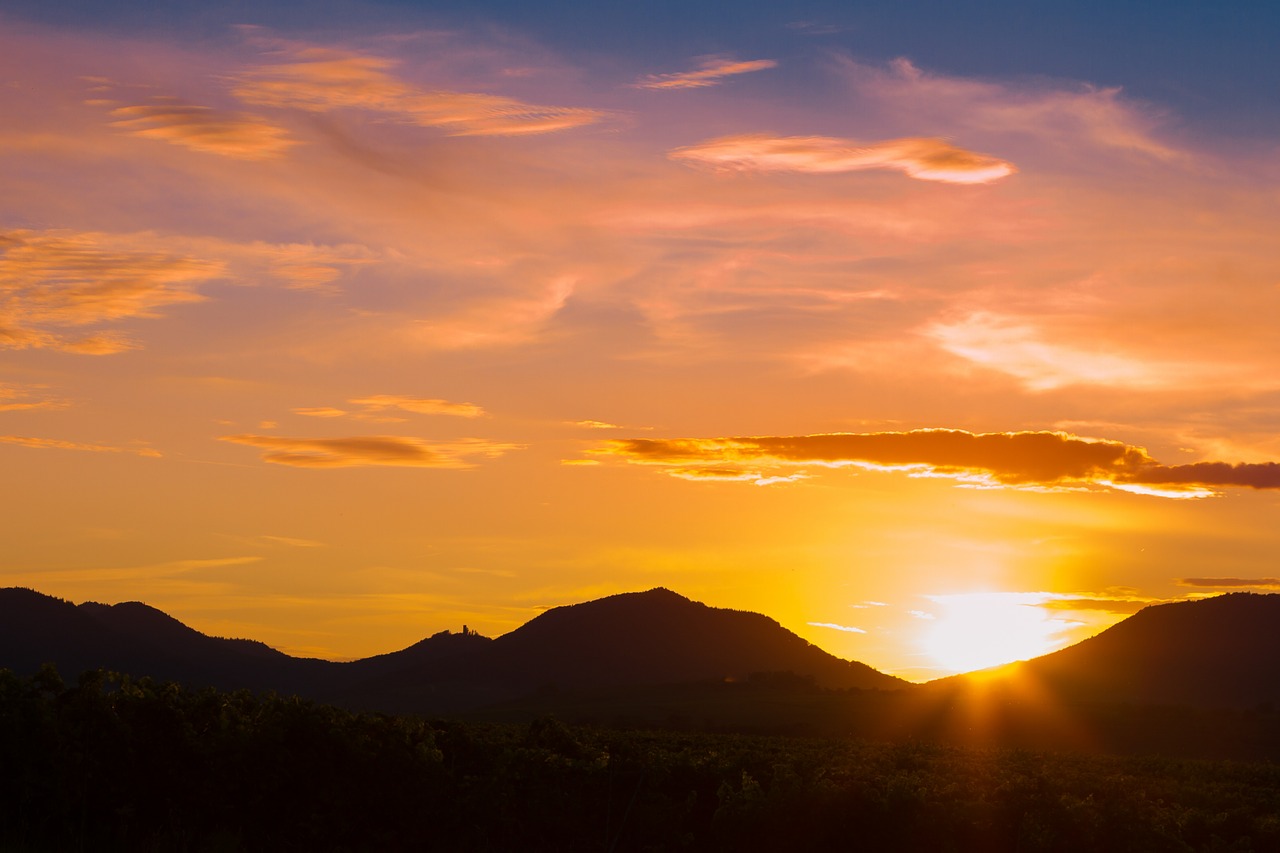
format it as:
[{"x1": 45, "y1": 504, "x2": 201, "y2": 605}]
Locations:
[
  {"x1": 7, "y1": 586, "x2": 1280, "y2": 718},
  {"x1": 0, "y1": 585, "x2": 907, "y2": 713}
]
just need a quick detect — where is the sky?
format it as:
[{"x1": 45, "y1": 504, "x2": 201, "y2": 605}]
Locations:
[{"x1": 3, "y1": 0, "x2": 1279, "y2": 680}]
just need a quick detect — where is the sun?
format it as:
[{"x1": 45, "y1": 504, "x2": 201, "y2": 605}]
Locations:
[{"x1": 919, "y1": 592, "x2": 1071, "y2": 675}]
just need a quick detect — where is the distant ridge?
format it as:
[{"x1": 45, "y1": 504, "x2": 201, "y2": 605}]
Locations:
[
  {"x1": 339, "y1": 588, "x2": 908, "y2": 711},
  {"x1": 0, "y1": 586, "x2": 906, "y2": 714},
  {"x1": 0, "y1": 587, "x2": 334, "y2": 695},
  {"x1": 946, "y1": 592, "x2": 1280, "y2": 708}
]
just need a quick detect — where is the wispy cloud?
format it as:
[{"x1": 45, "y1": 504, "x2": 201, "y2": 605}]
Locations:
[
  {"x1": 220, "y1": 434, "x2": 521, "y2": 468},
  {"x1": 594, "y1": 428, "x2": 1280, "y2": 497},
  {"x1": 293, "y1": 407, "x2": 348, "y2": 418},
  {"x1": 348, "y1": 395, "x2": 485, "y2": 418},
  {"x1": 670, "y1": 134, "x2": 1014, "y2": 183},
  {"x1": 635, "y1": 56, "x2": 777, "y2": 90},
  {"x1": 925, "y1": 312, "x2": 1209, "y2": 391},
  {"x1": 0, "y1": 435, "x2": 161, "y2": 457},
  {"x1": 837, "y1": 56, "x2": 1181, "y2": 161},
  {"x1": 106, "y1": 96, "x2": 296, "y2": 159},
  {"x1": 0, "y1": 384, "x2": 68, "y2": 413},
  {"x1": 233, "y1": 47, "x2": 605, "y2": 136},
  {"x1": 0, "y1": 230, "x2": 372, "y2": 354},
  {"x1": 1037, "y1": 594, "x2": 1161, "y2": 614},
  {"x1": 1177, "y1": 577, "x2": 1280, "y2": 589},
  {"x1": 291, "y1": 395, "x2": 485, "y2": 423},
  {"x1": 0, "y1": 230, "x2": 221, "y2": 354},
  {"x1": 808, "y1": 621, "x2": 866, "y2": 633},
  {"x1": 259, "y1": 535, "x2": 325, "y2": 548},
  {"x1": 571, "y1": 419, "x2": 624, "y2": 430},
  {"x1": 15, "y1": 555, "x2": 262, "y2": 584}
]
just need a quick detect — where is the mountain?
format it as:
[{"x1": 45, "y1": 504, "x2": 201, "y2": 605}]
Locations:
[
  {"x1": 0, "y1": 586, "x2": 906, "y2": 714},
  {"x1": 0, "y1": 588, "x2": 336, "y2": 695},
  {"x1": 954, "y1": 592, "x2": 1280, "y2": 709},
  {"x1": 337, "y1": 588, "x2": 909, "y2": 711}
]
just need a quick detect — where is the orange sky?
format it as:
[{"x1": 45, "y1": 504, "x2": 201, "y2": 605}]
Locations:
[{"x1": 3, "y1": 7, "x2": 1280, "y2": 680}]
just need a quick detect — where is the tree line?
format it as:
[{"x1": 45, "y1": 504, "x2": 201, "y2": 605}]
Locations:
[{"x1": 3, "y1": 665, "x2": 1279, "y2": 851}]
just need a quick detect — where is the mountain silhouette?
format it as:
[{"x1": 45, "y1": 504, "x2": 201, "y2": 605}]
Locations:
[
  {"x1": 10, "y1": 585, "x2": 1275, "y2": 723},
  {"x1": 0, "y1": 587, "x2": 334, "y2": 695},
  {"x1": 0, "y1": 586, "x2": 905, "y2": 713},
  {"x1": 336, "y1": 588, "x2": 908, "y2": 711},
  {"x1": 942, "y1": 592, "x2": 1280, "y2": 709}
]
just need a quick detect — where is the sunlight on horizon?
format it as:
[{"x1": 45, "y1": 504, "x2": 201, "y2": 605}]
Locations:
[{"x1": 919, "y1": 592, "x2": 1081, "y2": 675}]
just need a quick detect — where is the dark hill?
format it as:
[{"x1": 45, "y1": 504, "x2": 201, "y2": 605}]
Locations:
[
  {"x1": 491, "y1": 588, "x2": 904, "y2": 690},
  {"x1": 0, "y1": 588, "x2": 334, "y2": 695},
  {"x1": 942, "y1": 593, "x2": 1280, "y2": 709},
  {"x1": 333, "y1": 588, "x2": 908, "y2": 712},
  {"x1": 1, "y1": 586, "x2": 906, "y2": 715},
  {"x1": 1013, "y1": 592, "x2": 1280, "y2": 707}
]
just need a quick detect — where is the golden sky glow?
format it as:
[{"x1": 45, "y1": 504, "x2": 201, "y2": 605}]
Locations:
[{"x1": 3, "y1": 4, "x2": 1280, "y2": 678}]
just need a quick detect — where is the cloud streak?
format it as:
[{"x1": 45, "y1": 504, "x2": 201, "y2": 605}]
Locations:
[
  {"x1": 594, "y1": 429, "x2": 1280, "y2": 497},
  {"x1": 838, "y1": 56, "x2": 1181, "y2": 161},
  {"x1": 0, "y1": 384, "x2": 67, "y2": 413},
  {"x1": 233, "y1": 48, "x2": 605, "y2": 136},
  {"x1": 808, "y1": 621, "x2": 867, "y2": 633},
  {"x1": 107, "y1": 97, "x2": 296, "y2": 159},
  {"x1": 0, "y1": 230, "x2": 221, "y2": 354},
  {"x1": 635, "y1": 56, "x2": 777, "y2": 89},
  {"x1": 0, "y1": 435, "x2": 161, "y2": 457},
  {"x1": 670, "y1": 134, "x2": 1015, "y2": 183},
  {"x1": 0, "y1": 230, "x2": 374, "y2": 353},
  {"x1": 1177, "y1": 577, "x2": 1280, "y2": 589},
  {"x1": 220, "y1": 434, "x2": 521, "y2": 468},
  {"x1": 348, "y1": 395, "x2": 485, "y2": 418}
]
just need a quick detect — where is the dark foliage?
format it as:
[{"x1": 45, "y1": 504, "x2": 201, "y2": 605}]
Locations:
[{"x1": 4, "y1": 666, "x2": 1280, "y2": 852}]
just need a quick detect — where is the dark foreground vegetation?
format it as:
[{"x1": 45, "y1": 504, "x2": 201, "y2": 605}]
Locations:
[{"x1": 4, "y1": 667, "x2": 1280, "y2": 852}]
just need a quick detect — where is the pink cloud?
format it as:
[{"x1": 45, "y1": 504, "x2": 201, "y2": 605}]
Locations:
[
  {"x1": 635, "y1": 56, "x2": 777, "y2": 90},
  {"x1": 837, "y1": 56, "x2": 1180, "y2": 161},
  {"x1": 107, "y1": 96, "x2": 296, "y2": 159},
  {"x1": 233, "y1": 47, "x2": 605, "y2": 136},
  {"x1": 670, "y1": 134, "x2": 1015, "y2": 184}
]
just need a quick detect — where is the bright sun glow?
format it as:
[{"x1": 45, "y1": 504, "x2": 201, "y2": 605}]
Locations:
[{"x1": 920, "y1": 592, "x2": 1073, "y2": 674}]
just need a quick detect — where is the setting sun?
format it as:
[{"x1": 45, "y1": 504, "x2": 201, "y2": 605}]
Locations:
[{"x1": 919, "y1": 593, "x2": 1078, "y2": 675}]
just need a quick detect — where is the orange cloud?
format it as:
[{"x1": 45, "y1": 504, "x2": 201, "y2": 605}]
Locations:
[
  {"x1": 1177, "y1": 578, "x2": 1280, "y2": 589},
  {"x1": 293, "y1": 407, "x2": 348, "y2": 418},
  {"x1": 594, "y1": 429, "x2": 1280, "y2": 497},
  {"x1": 0, "y1": 230, "x2": 221, "y2": 354},
  {"x1": 220, "y1": 434, "x2": 521, "y2": 468},
  {"x1": 0, "y1": 384, "x2": 67, "y2": 413},
  {"x1": 670, "y1": 134, "x2": 1014, "y2": 183},
  {"x1": 107, "y1": 96, "x2": 296, "y2": 159},
  {"x1": 348, "y1": 395, "x2": 485, "y2": 418},
  {"x1": 0, "y1": 434, "x2": 161, "y2": 457},
  {"x1": 0, "y1": 230, "x2": 375, "y2": 353},
  {"x1": 233, "y1": 47, "x2": 604, "y2": 136},
  {"x1": 635, "y1": 56, "x2": 777, "y2": 90}
]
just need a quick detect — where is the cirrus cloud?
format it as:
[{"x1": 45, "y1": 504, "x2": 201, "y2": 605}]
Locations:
[
  {"x1": 106, "y1": 96, "x2": 296, "y2": 159},
  {"x1": 670, "y1": 134, "x2": 1015, "y2": 183},
  {"x1": 1177, "y1": 577, "x2": 1280, "y2": 589},
  {"x1": 232, "y1": 47, "x2": 605, "y2": 136},
  {"x1": 634, "y1": 56, "x2": 777, "y2": 90},
  {"x1": 220, "y1": 433, "x2": 521, "y2": 468},
  {"x1": 0, "y1": 434, "x2": 161, "y2": 457},
  {"x1": 0, "y1": 230, "x2": 221, "y2": 354}
]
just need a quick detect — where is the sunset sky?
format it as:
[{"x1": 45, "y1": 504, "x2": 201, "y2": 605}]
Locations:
[{"x1": 4, "y1": 0, "x2": 1279, "y2": 680}]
